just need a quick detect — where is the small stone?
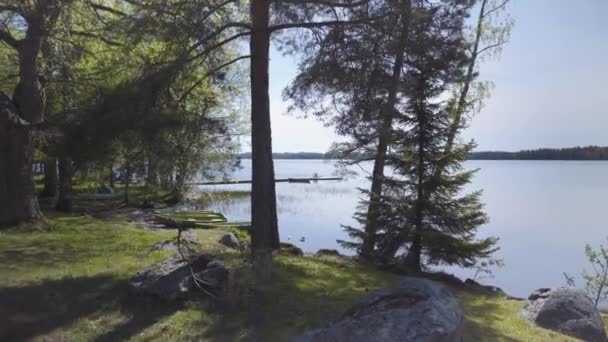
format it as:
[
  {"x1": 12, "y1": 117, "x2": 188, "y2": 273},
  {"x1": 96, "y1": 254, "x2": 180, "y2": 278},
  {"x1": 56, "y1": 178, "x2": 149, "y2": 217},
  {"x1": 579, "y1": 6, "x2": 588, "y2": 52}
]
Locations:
[{"x1": 219, "y1": 233, "x2": 241, "y2": 249}]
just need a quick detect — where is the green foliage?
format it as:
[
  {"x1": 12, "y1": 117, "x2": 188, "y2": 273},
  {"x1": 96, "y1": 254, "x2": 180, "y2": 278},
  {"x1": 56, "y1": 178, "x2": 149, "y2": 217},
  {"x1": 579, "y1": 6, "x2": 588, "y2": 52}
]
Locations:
[
  {"x1": 470, "y1": 146, "x2": 608, "y2": 160},
  {"x1": 564, "y1": 240, "x2": 608, "y2": 307},
  {"x1": 473, "y1": 257, "x2": 506, "y2": 281}
]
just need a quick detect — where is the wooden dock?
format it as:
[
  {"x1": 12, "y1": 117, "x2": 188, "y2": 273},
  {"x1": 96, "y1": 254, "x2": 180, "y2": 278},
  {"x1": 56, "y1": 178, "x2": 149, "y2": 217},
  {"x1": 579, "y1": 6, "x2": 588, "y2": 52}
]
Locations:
[{"x1": 191, "y1": 177, "x2": 343, "y2": 185}]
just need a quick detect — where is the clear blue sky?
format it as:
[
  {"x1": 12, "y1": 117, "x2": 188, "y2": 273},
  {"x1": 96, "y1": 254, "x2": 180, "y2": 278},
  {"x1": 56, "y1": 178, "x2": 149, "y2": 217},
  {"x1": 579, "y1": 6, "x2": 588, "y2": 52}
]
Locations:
[{"x1": 256, "y1": 0, "x2": 608, "y2": 153}]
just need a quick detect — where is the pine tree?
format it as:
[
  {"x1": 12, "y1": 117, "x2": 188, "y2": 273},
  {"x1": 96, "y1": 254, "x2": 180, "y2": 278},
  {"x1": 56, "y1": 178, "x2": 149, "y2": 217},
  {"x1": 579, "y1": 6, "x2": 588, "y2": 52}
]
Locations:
[{"x1": 376, "y1": 1, "x2": 498, "y2": 271}]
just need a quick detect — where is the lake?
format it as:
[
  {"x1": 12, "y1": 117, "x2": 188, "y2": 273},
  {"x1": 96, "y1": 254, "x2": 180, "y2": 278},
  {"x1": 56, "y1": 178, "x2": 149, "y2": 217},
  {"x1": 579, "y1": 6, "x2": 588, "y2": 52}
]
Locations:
[{"x1": 197, "y1": 159, "x2": 608, "y2": 298}]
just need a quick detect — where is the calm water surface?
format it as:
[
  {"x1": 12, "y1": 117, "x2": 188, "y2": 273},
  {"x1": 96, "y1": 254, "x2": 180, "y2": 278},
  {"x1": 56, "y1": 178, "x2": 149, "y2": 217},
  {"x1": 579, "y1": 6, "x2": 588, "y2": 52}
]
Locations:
[{"x1": 198, "y1": 159, "x2": 608, "y2": 298}]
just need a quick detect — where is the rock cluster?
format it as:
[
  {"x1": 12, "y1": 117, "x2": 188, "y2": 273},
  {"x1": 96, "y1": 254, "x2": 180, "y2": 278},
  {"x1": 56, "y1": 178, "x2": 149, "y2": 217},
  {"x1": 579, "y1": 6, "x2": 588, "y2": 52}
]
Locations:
[
  {"x1": 129, "y1": 253, "x2": 227, "y2": 301},
  {"x1": 521, "y1": 287, "x2": 607, "y2": 342}
]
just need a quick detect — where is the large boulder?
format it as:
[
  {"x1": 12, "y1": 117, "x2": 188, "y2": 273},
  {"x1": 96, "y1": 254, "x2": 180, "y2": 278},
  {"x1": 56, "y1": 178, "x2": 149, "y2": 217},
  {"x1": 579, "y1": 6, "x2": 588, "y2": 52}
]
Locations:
[
  {"x1": 129, "y1": 254, "x2": 227, "y2": 301},
  {"x1": 293, "y1": 277, "x2": 464, "y2": 342},
  {"x1": 521, "y1": 287, "x2": 607, "y2": 342}
]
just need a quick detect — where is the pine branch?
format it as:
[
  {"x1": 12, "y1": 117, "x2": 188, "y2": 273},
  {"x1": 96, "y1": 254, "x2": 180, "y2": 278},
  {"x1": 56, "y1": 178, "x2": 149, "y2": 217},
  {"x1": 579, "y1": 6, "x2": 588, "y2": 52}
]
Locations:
[
  {"x1": 0, "y1": 28, "x2": 18, "y2": 49},
  {"x1": 482, "y1": 0, "x2": 510, "y2": 18},
  {"x1": 85, "y1": 1, "x2": 128, "y2": 17},
  {"x1": 70, "y1": 30, "x2": 122, "y2": 46},
  {"x1": 269, "y1": 18, "x2": 371, "y2": 33},
  {"x1": 476, "y1": 40, "x2": 507, "y2": 56},
  {"x1": 178, "y1": 55, "x2": 251, "y2": 103},
  {"x1": 187, "y1": 30, "x2": 252, "y2": 62}
]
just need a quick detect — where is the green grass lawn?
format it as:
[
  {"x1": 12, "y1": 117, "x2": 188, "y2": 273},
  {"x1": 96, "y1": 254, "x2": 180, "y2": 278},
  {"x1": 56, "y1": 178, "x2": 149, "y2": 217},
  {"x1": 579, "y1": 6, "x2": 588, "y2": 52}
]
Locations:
[{"x1": 0, "y1": 213, "x2": 583, "y2": 341}]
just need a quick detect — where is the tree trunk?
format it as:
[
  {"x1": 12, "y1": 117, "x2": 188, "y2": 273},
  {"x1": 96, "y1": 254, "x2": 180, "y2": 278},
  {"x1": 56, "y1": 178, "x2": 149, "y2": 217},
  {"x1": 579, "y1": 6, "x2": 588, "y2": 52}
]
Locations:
[
  {"x1": 80, "y1": 163, "x2": 89, "y2": 182},
  {"x1": 147, "y1": 155, "x2": 159, "y2": 186},
  {"x1": 56, "y1": 157, "x2": 73, "y2": 213},
  {"x1": 41, "y1": 158, "x2": 58, "y2": 198},
  {"x1": 108, "y1": 164, "x2": 115, "y2": 188},
  {"x1": 361, "y1": 0, "x2": 411, "y2": 259},
  {"x1": 124, "y1": 160, "x2": 131, "y2": 205},
  {"x1": 0, "y1": 12, "x2": 51, "y2": 226},
  {"x1": 250, "y1": 0, "x2": 280, "y2": 282},
  {"x1": 0, "y1": 94, "x2": 41, "y2": 226}
]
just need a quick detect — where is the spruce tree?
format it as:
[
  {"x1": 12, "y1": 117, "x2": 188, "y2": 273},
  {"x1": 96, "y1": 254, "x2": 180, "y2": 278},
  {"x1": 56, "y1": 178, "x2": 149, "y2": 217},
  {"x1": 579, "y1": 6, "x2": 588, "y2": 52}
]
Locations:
[{"x1": 376, "y1": 1, "x2": 498, "y2": 270}]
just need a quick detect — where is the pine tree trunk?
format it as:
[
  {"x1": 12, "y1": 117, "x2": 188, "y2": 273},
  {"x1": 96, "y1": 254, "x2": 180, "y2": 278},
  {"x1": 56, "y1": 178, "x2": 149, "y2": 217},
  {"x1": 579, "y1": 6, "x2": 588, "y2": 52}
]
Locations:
[
  {"x1": 361, "y1": 0, "x2": 411, "y2": 259},
  {"x1": 41, "y1": 158, "x2": 58, "y2": 198},
  {"x1": 250, "y1": 0, "x2": 280, "y2": 282},
  {"x1": 56, "y1": 157, "x2": 73, "y2": 212},
  {"x1": 147, "y1": 155, "x2": 159, "y2": 186},
  {"x1": 406, "y1": 97, "x2": 428, "y2": 273},
  {"x1": 108, "y1": 165, "x2": 115, "y2": 188},
  {"x1": 124, "y1": 160, "x2": 131, "y2": 205},
  {"x1": 0, "y1": 14, "x2": 50, "y2": 226},
  {"x1": 0, "y1": 110, "x2": 41, "y2": 226}
]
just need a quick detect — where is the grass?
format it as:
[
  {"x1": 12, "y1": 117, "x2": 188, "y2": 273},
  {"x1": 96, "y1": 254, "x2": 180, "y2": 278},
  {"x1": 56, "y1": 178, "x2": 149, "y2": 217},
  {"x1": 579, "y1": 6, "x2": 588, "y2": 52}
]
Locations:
[{"x1": 0, "y1": 212, "x2": 585, "y2": 341}]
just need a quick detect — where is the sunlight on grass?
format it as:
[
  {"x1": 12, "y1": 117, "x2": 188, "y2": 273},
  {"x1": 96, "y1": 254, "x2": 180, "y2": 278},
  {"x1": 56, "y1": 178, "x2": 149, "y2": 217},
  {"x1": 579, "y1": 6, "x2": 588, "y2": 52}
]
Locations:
[{"x1": 0, "y1": 214, "x2": 586, "y2": 341}]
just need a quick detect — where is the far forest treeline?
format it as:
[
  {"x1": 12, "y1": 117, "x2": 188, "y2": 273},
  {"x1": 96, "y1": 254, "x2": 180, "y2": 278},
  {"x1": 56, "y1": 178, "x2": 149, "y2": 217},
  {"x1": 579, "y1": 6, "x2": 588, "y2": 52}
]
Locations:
[
  {"x1": 469, "y1": 146, "x2": 608, "y2": 160},
  {"x1": 239, "y1": 146, "x2": 608, "y2": 160}
]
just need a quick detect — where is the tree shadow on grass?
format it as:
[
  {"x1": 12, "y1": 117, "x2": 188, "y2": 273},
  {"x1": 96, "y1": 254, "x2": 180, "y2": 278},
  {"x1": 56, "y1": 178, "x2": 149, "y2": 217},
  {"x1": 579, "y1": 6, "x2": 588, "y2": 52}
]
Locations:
[
  {"x1": 457, "y1": 291, "x2": 523, "y2": 342},
  {"x1": 0, "y1": 275, "x2": 183, "y2": 342},
  {"x1": 198, "y1": 256, "x2": 531, "y2": 341},
  {"x1": 196, "y1": 256, "x2": 399, "y2": 341}
]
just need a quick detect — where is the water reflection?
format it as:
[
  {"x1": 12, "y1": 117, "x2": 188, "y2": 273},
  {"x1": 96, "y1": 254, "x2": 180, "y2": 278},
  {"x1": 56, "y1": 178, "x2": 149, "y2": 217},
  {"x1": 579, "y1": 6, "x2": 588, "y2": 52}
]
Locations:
[{"x1": 197, "y1": 159, "x2": 608, "y2": 298}]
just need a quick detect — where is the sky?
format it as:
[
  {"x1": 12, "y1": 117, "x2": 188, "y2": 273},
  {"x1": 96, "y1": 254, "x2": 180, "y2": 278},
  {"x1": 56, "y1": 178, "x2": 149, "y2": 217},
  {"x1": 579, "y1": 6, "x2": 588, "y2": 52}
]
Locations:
[{"x1": 249, "y1": 0, "x2": 608, "y2": 153}]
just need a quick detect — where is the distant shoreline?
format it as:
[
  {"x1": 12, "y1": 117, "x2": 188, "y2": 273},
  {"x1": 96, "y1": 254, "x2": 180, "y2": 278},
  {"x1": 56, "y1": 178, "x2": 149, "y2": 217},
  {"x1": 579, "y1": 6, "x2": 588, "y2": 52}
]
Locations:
[{"x1": 238, "y1": 146, "x2": 608, "y2": 161}]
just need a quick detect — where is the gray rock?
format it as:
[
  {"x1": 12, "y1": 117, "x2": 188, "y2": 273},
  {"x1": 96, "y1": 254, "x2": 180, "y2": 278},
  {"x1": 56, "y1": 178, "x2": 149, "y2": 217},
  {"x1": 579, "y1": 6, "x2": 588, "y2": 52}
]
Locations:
[
  {"x1": 293, "y1": 277, "x2": 464, "y2": 342},
  {"x1": 279, "y1": 242, "x2": 304, "y2": 256},
  {"x1": 97, "y1": 184, "x2": 115, "y2": 194},
  {"x1": 315, "y1": 249, "x2": 343, "y2": 257},
  {"x1": 150, "y1": 231, "x2": 199, "y2": 253},
  {"x1": 129, "y1": 254, "x2": 227, "y2": 301},
  {"x1": 521, "y1": 287, "x2": 607, "y2": 342},
  {"x1": 219, "y1": 233, "x2": 241, "y2": 249},
  {"x1": 192, "y1": 260, "x2": 228, "y2": 289},
  {"x1": 464, "y1": 278, "x2": 507, "y2": 297}
]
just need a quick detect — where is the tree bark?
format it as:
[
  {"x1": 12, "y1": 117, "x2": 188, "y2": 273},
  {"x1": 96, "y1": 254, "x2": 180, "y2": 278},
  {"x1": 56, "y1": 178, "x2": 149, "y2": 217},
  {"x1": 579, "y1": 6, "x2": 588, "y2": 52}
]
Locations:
[
  {"x1": 146, "y1": 155, "x2": 159, "y2": 186},
  {"x1": 0, "y1": 92, "x2": 41, "y2": 226},
  {"x1": 56, "y1": 157, "x2": 73, "y2": 213},
  {"x1": 124, "y1": 160, "x2": 131, "y2": 204},
  {"x1": 250, "y1": 0, "x2": 280, "y2": 281},
  {"x1": 108, "y1": 164, "x2": 115, "y2": 188},
  {"x1": 41, "y1": 158, "x2": 58, "y2": 198},
  {"x1": 0, "y1": 2, "x2": 61, "y2": 226},
  {"x1": 361, "y1": 0, "x2": 411, "y2": 259}
]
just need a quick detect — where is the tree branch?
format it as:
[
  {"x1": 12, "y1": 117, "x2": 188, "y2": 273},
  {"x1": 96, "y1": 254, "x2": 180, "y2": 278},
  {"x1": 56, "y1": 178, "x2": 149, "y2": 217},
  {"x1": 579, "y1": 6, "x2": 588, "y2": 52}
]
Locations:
[
  {"x1": 86, "y1": 1, "x2": 128, "y2": 17},
  {"x1": 273, "y1": 0, "x2": 369, "y2": 8},
  {"x1": 0, "y1": 28, "x2": 19, "y2": 49},
  {"x1": 187, "y1": 31, "x2": 252, "y2": 62},
  {"x1": 269, "y1": 18, "x2": 369, "y2": 33},
  {"x1": 482, "y1": 0, "x2": 509, "y2": 18},
  {"x1": 476, "y1": 40, "x2": 506, "y2": 56},
  {"x1": 0, "y1": 4, "x2": 25, "y2": 16},
  {"x1": 178, "y1": 55, "x2": 251, "y2": 103},
  {"x1": 70, "y1": 30, "x2": 123, "y2": 46},
  {"x1": 186, "y1": 22, "x2": 252, "y2": 55}
]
